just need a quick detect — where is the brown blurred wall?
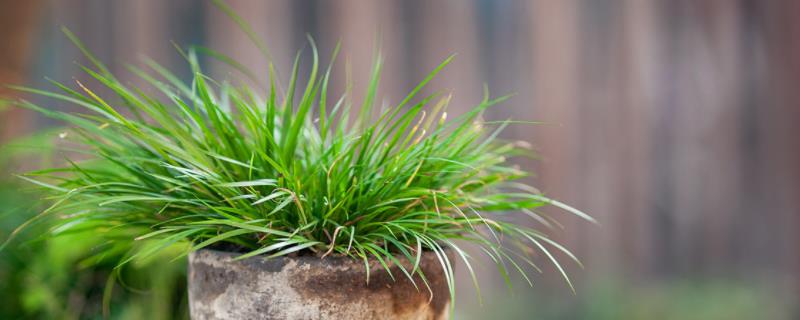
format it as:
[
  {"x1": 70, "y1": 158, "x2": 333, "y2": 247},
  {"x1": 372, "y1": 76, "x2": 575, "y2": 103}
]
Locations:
[{"x1": 0, "y1": 0, "x2": 40, "y2": 142}]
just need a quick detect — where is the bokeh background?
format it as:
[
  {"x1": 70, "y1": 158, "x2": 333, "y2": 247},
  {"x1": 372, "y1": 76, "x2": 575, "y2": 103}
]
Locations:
[{"x1": 1, "y1": 0, "x2": 799, "y2": 319}]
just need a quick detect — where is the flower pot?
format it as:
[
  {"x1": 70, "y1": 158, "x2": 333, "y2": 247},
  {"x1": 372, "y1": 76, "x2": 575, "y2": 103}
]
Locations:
[{"x1": 188, "y1": 248, "x2": 453, "y2": 320}]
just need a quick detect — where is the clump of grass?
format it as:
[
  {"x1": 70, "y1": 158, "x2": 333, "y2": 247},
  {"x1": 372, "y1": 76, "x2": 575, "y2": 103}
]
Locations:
[{"x1": 5, "y1": 1, "x2": 593, "y2": 305}]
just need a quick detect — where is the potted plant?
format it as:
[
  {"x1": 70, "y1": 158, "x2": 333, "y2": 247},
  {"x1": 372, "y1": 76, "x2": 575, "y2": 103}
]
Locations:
[{"x1": 4, "y1": 2, "x2": 594, "y2": 319}]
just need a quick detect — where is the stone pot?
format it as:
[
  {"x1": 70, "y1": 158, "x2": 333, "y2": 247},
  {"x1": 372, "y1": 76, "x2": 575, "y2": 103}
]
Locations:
[{"x1": 188, "y1": 248, "x2": 453, "y2": 320}]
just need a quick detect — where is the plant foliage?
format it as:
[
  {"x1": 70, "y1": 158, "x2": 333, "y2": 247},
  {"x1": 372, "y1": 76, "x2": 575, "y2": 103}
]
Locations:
[
  {"x1": 6, "y1": 0, "x2": 593, "y2": 305},
  {"x1": 0, "y1": 137, "x2": 188, "y2": 319}
]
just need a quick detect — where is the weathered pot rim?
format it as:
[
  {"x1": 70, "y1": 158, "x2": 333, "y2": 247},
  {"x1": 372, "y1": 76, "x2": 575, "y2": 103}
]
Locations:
[{"x1": 191, "y1": 247, "x2": 451, "y2": 271}]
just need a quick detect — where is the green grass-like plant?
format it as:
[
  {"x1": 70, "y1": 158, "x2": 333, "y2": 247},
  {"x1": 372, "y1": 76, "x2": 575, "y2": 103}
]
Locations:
[{"x1": 5, "y1": 1, "x2": 593, "y2": 306}]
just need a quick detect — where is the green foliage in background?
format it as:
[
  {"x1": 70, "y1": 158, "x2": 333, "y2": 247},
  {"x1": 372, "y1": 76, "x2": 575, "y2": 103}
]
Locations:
[
  {"x1": 456, "y1": 278, "x2": 792, "y2": 320},
  {"x1": 0, "y1": 138, "x2": 188, "y2": 319},
  {"x1": 5, "y1": 0, "x2": 593, "y2": 305}
]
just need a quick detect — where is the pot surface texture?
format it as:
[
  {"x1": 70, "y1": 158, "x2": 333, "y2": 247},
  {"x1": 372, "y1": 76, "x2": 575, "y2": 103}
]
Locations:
[{"x1": 188, "y1": 248, "x2": 452, "y2": 320}]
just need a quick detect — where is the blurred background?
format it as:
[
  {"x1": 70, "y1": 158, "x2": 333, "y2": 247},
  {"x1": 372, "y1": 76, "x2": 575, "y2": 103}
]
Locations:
[{"x1": 1, "y1": 0, "x2": 798, "y2": 319}]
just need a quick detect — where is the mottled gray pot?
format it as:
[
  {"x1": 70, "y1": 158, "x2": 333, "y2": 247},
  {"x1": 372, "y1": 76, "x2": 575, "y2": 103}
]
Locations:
[{"x1": 188, "y1": 248, "x2": 452, "y2": 320}]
